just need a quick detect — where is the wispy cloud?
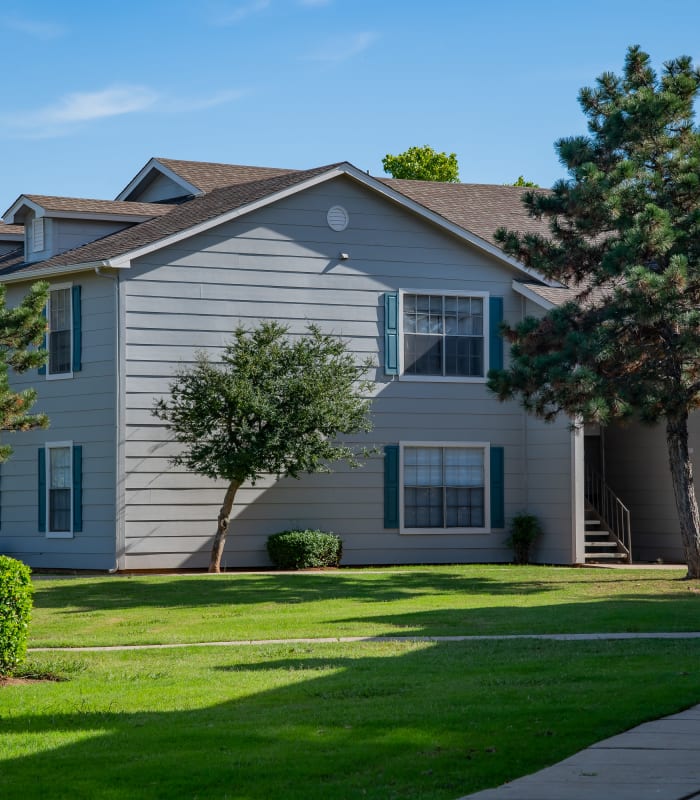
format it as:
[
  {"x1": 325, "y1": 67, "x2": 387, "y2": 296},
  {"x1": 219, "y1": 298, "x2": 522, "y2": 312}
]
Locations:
[
  {"x1": 1, "y1": 84, "x2": 245, "y2": 139},
  {"x1": 161, "y1": 89, "x2": 248, "y2": 113},
  {"x1": 209, "y1": 0, "x2": 270, "y2": 26},
  {"x1": 0, "y1": 15, "x2": 66, "y2": 39},
  {"x1": 305, "y1": 31, "x2": 378, "y2": 63}
]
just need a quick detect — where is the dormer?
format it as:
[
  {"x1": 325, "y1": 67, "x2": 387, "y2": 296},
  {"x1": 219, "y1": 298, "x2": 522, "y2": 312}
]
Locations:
[
  {"x1": 117, "y1": 157, "x2": 296, "y2": 203},
  {"x1": 3, "y1": 195, "x2": 175, "y2": 264}
]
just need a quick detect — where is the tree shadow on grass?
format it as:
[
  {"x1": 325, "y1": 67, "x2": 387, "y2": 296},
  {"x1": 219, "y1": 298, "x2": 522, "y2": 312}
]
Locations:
[
  {"x1": 3, "y1": 638, "x2": 700, "y2": 800},
  {"x1": 33, "y1": 570, "x2": 566, "y2": 614}
]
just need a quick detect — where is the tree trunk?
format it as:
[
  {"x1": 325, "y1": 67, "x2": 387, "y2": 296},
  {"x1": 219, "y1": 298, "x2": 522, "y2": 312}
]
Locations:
[
  {"x1": 666, "y1": 413, "x2": 700, "y2": 578},
  {"x1": 209, "y1": 480, "x2": 241, "y2": 573}
]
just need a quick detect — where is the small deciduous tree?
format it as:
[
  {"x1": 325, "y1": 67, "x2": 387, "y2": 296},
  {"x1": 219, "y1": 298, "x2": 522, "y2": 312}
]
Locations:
[
  {"x1": 487, "y1": 46, "x2": 700, "y2": 578},
  {"x1": 509, "y1": 176, "x2": 539, "y2": 187},
  {"x1": 153, "y1": 322, "x2": 374, "y2": 572},
  {"x1": 382, "y1": 145, "x2": 459, "y2": 182},
  {"x1": 0, "y1": 281, "x2": 50, "y2": 460}
]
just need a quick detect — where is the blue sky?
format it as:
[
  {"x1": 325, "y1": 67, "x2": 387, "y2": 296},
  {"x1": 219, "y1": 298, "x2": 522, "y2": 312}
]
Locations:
[{"x1": 2, "y1": 0, "x2": 700, "y2": 206}]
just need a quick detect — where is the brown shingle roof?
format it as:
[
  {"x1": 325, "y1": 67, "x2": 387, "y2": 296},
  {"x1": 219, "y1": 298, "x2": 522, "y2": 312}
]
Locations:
[
  {"x1": 0, "y1": 164, "x2": 340, "y2": 279},
  {"x1": 0, "y1": 223, "x2": 23, "y2": 238},
  {"x1": 156, "y1": 158, "x2": 297, "y2": 193},
  {"x1": 379, "y1": 178, "x2": 551, "y2": 242},
  {"x1": 518, "y1": 281, "x2": 614, "y2": 308},
  {"x1": 23, "y1": 195, "x2": 175, "y2": 217}
]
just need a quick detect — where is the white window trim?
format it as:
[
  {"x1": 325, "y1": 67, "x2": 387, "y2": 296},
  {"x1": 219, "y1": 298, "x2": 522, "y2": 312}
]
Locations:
[
  {"x1": 46, "y1": 282, "x2": 74, "y2": 381},
  {"x1": 399, "y1": 441, "x2": 491, "y2": 534},
  {"x1": 45, "y1": 440, "x2": 73, "y2": 539},
  {"x1": 398, "y1": 288, "x2": 489, "y2": 383}
]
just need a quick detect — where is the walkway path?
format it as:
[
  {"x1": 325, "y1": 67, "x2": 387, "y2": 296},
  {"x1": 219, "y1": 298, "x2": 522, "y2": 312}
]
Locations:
[
  {"x1": 28, "y1": 630, "x2": 700, "y2": 652},
  {"x1": 459, "y1": 703, "x2": 700, "y2": 800}
]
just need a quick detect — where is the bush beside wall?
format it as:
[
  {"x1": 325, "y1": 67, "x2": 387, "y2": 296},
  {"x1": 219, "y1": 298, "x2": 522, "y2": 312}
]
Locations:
[{"x1": 267, "y1": 530, "x2": 343, "y2": 570}]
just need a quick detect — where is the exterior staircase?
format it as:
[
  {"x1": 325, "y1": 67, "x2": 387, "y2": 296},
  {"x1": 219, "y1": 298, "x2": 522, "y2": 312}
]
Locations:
[{"x1": 584, "y1": 466, "x2": 632, "y2": 563}]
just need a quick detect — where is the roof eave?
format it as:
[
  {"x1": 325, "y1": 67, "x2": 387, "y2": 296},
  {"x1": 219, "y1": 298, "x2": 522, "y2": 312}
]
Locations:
[{"x1": 512, "y1": 280, "x2": 557, "y2": 309}]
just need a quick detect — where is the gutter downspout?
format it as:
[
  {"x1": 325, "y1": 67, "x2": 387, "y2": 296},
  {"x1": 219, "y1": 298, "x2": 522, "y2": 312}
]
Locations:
[{"x1": 94, "y1": 266, "x2": 123, "y2": 573}]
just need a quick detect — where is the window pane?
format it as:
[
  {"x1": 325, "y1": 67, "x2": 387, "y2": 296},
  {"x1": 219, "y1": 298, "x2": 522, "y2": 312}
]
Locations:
[
  {"x1": 49, "y1": 330, "x2": 71, "y2": 374},
  {"x1": 50, "y1": 447, "x2": 71, "y2": 489},
  {"x1": 50, "y1": 289, "x2": 70, "y2": 332},
  {"x1": 49, "y1": 488, "x2": 71, "y2": 532},
  {"x1": 446, "y1": 487, "x2": 484, "y2": 527},
  {"x1": 404, "y1": 447, "x2": 442, "y2": 486},
  {"x1": 404, "y1": 334, "x2": 442, "y2": 375},
  {"x1": 405, "y1": 487, "x2": 443, "y2": 528},
  {"x1": 444, "y1": 448, "x2": 484, "y2": 486},
  {"x1": 445, "y1": 336, "x2": 483, "y2": 377}
]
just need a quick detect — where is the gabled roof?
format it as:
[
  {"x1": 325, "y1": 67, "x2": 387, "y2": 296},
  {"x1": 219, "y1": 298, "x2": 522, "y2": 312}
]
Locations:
[
  {"x1": 0, "y1": 159, "x2": 559, "y2": 287},
  {"x1": 4, "y1": 195, "x2": 175, "y2": 224},
  {"x1": 0, "y1": 164, "x2": 340, "y2": 278},
  {"x1": 116, "y1": 156, "x2": 297, "y2": 202}
]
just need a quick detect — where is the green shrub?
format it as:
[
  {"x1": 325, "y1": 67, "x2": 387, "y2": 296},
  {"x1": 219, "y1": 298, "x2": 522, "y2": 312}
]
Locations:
[
  {"x1": 267, "y1": 529, "x2": 342, "y2": 570},
  {"x1": 506, "y1": 513, "x2": 542, "y2": 565},
  {"x1": 0, "y1": 556, "x2": 34, "y2": 676}
]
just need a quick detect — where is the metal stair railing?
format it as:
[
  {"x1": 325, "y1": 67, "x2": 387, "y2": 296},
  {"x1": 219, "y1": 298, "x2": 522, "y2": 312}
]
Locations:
[{"x1": 584, "y1": 464, "x2": 632, "y2": 559}]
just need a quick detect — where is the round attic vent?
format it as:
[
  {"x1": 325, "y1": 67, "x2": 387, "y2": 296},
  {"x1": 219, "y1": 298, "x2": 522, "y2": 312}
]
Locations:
[{"x1": 327, "y1": 205, "x2": 349, "y2": 231}]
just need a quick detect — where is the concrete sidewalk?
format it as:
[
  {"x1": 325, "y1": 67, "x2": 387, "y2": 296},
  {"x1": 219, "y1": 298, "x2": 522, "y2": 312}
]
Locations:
[{"x1": 459, "y1": 703, "x2": 700, "y2": 799}]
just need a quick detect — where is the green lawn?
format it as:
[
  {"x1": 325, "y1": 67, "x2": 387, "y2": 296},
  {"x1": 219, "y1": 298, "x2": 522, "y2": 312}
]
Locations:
[
  {"x1": 2, "y1": 565, "x2": 700, "y2": 799},
  {"x1": 29, "y1": 564, "x2": 697, "y2": 647}
]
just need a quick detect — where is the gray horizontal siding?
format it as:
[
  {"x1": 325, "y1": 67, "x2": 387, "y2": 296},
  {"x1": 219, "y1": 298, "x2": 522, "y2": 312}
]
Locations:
[
  {"x1": 121, "y1": 175, "x2": 575, "y2": 570},
  {"x1": 0, "y1": 272, "x2": 117, "y2": 570}
]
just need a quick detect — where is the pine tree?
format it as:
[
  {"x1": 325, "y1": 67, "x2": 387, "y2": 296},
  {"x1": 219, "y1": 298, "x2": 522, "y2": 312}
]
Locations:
[
  {"x1": 0, "y1": 281, "x2": 49, "y2": 460},
  {"x1": 487, "y1": 46, "x2": 700, "y2": 577}
]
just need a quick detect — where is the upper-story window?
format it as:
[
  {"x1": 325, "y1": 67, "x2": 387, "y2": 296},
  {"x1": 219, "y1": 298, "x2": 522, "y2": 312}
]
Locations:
[
  {"x1": 42, "y1": 284, "x2": 81, "y2": 379},
  {"x1": 48, "y1": 287, "x2": 72, "y2": 375},
  {"x1": 402, "y1": 292, "x2": 487, "y2": 379}
]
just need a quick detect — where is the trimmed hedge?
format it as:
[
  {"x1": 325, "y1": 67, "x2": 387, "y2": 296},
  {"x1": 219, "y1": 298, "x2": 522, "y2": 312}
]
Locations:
[
  {"x1": 0, "y1": 556, "x2": 33, "y2": 676},
  {"x1": 267, "y1": 529, "x2": 342, "y2": 570}
]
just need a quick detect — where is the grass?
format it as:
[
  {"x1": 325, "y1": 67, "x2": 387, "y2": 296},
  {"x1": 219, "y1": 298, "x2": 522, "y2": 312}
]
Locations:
[
  {"x1": 2, "y1": 565, "x2": 700, "y2": 799},
  {"x1": 3, "y1": 638, "x2": 700, "y2": 799},
  {"x1": 29, "y1": 564, "x2": 698, "y2": 647}
]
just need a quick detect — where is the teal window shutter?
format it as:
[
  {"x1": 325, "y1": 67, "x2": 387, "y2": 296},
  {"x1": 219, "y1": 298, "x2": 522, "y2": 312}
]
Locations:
[
  {"x1": 384, "y1": 444, "x2": 399, "y2": 528},
  {"x1": 73, "y1": 445, "x2": 83, "y2": 533},
  {"x1": 38, "y1": 448, "x2": 46, "y2": 532},
  {"x1": 490, "y1": 446, "x2": 505, "y2": 529},
  {"x1": 384, "y1": 292, "x2": 399, "y2": 375},
  {"x1": 72, "y1": 285, "x2": 82, "y2": 372},
  {"x1": 489, "y1": 296, "x2": 504, "y2": 372},
  {"x1": 38, "y1": 305, "x2": 47, "y2": 375}
]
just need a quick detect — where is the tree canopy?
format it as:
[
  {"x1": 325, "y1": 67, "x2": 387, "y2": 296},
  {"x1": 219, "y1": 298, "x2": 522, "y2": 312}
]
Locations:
[
  {"x1": 382, "y1": 145, "x2": 459, "y2": 182},
  {"x1": 0, "y1": 281, "x2": 49, "y2": 461},
  {"x1": 153, "y1": 322, "x2": 374, "y2": 572},
  {"x1": 509, "y1": 176, "x2": 539, "y2": 187},
  {"x1": 487, "y1": 45, "x2": 700, "y2": 577}
]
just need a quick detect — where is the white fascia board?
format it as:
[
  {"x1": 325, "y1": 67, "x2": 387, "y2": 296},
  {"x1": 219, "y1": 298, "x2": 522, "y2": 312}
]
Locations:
[
  {"x1": 3, "y1": 196, "x2": 44, "y2": 224},
  {"x1": 115, "y1": 157, "x2": 202, "y2": 201},
  {"x1": 0, "y1": 261, "x2": 114, "y2": 284},
  {"x1": 511, "y1": 279, "x2": 557, "y2": 309}
]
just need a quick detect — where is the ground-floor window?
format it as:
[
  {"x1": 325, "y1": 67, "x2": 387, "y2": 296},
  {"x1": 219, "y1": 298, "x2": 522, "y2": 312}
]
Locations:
[{"x1": 402, "y1": 444, "x2": 486, "y2": 530}]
